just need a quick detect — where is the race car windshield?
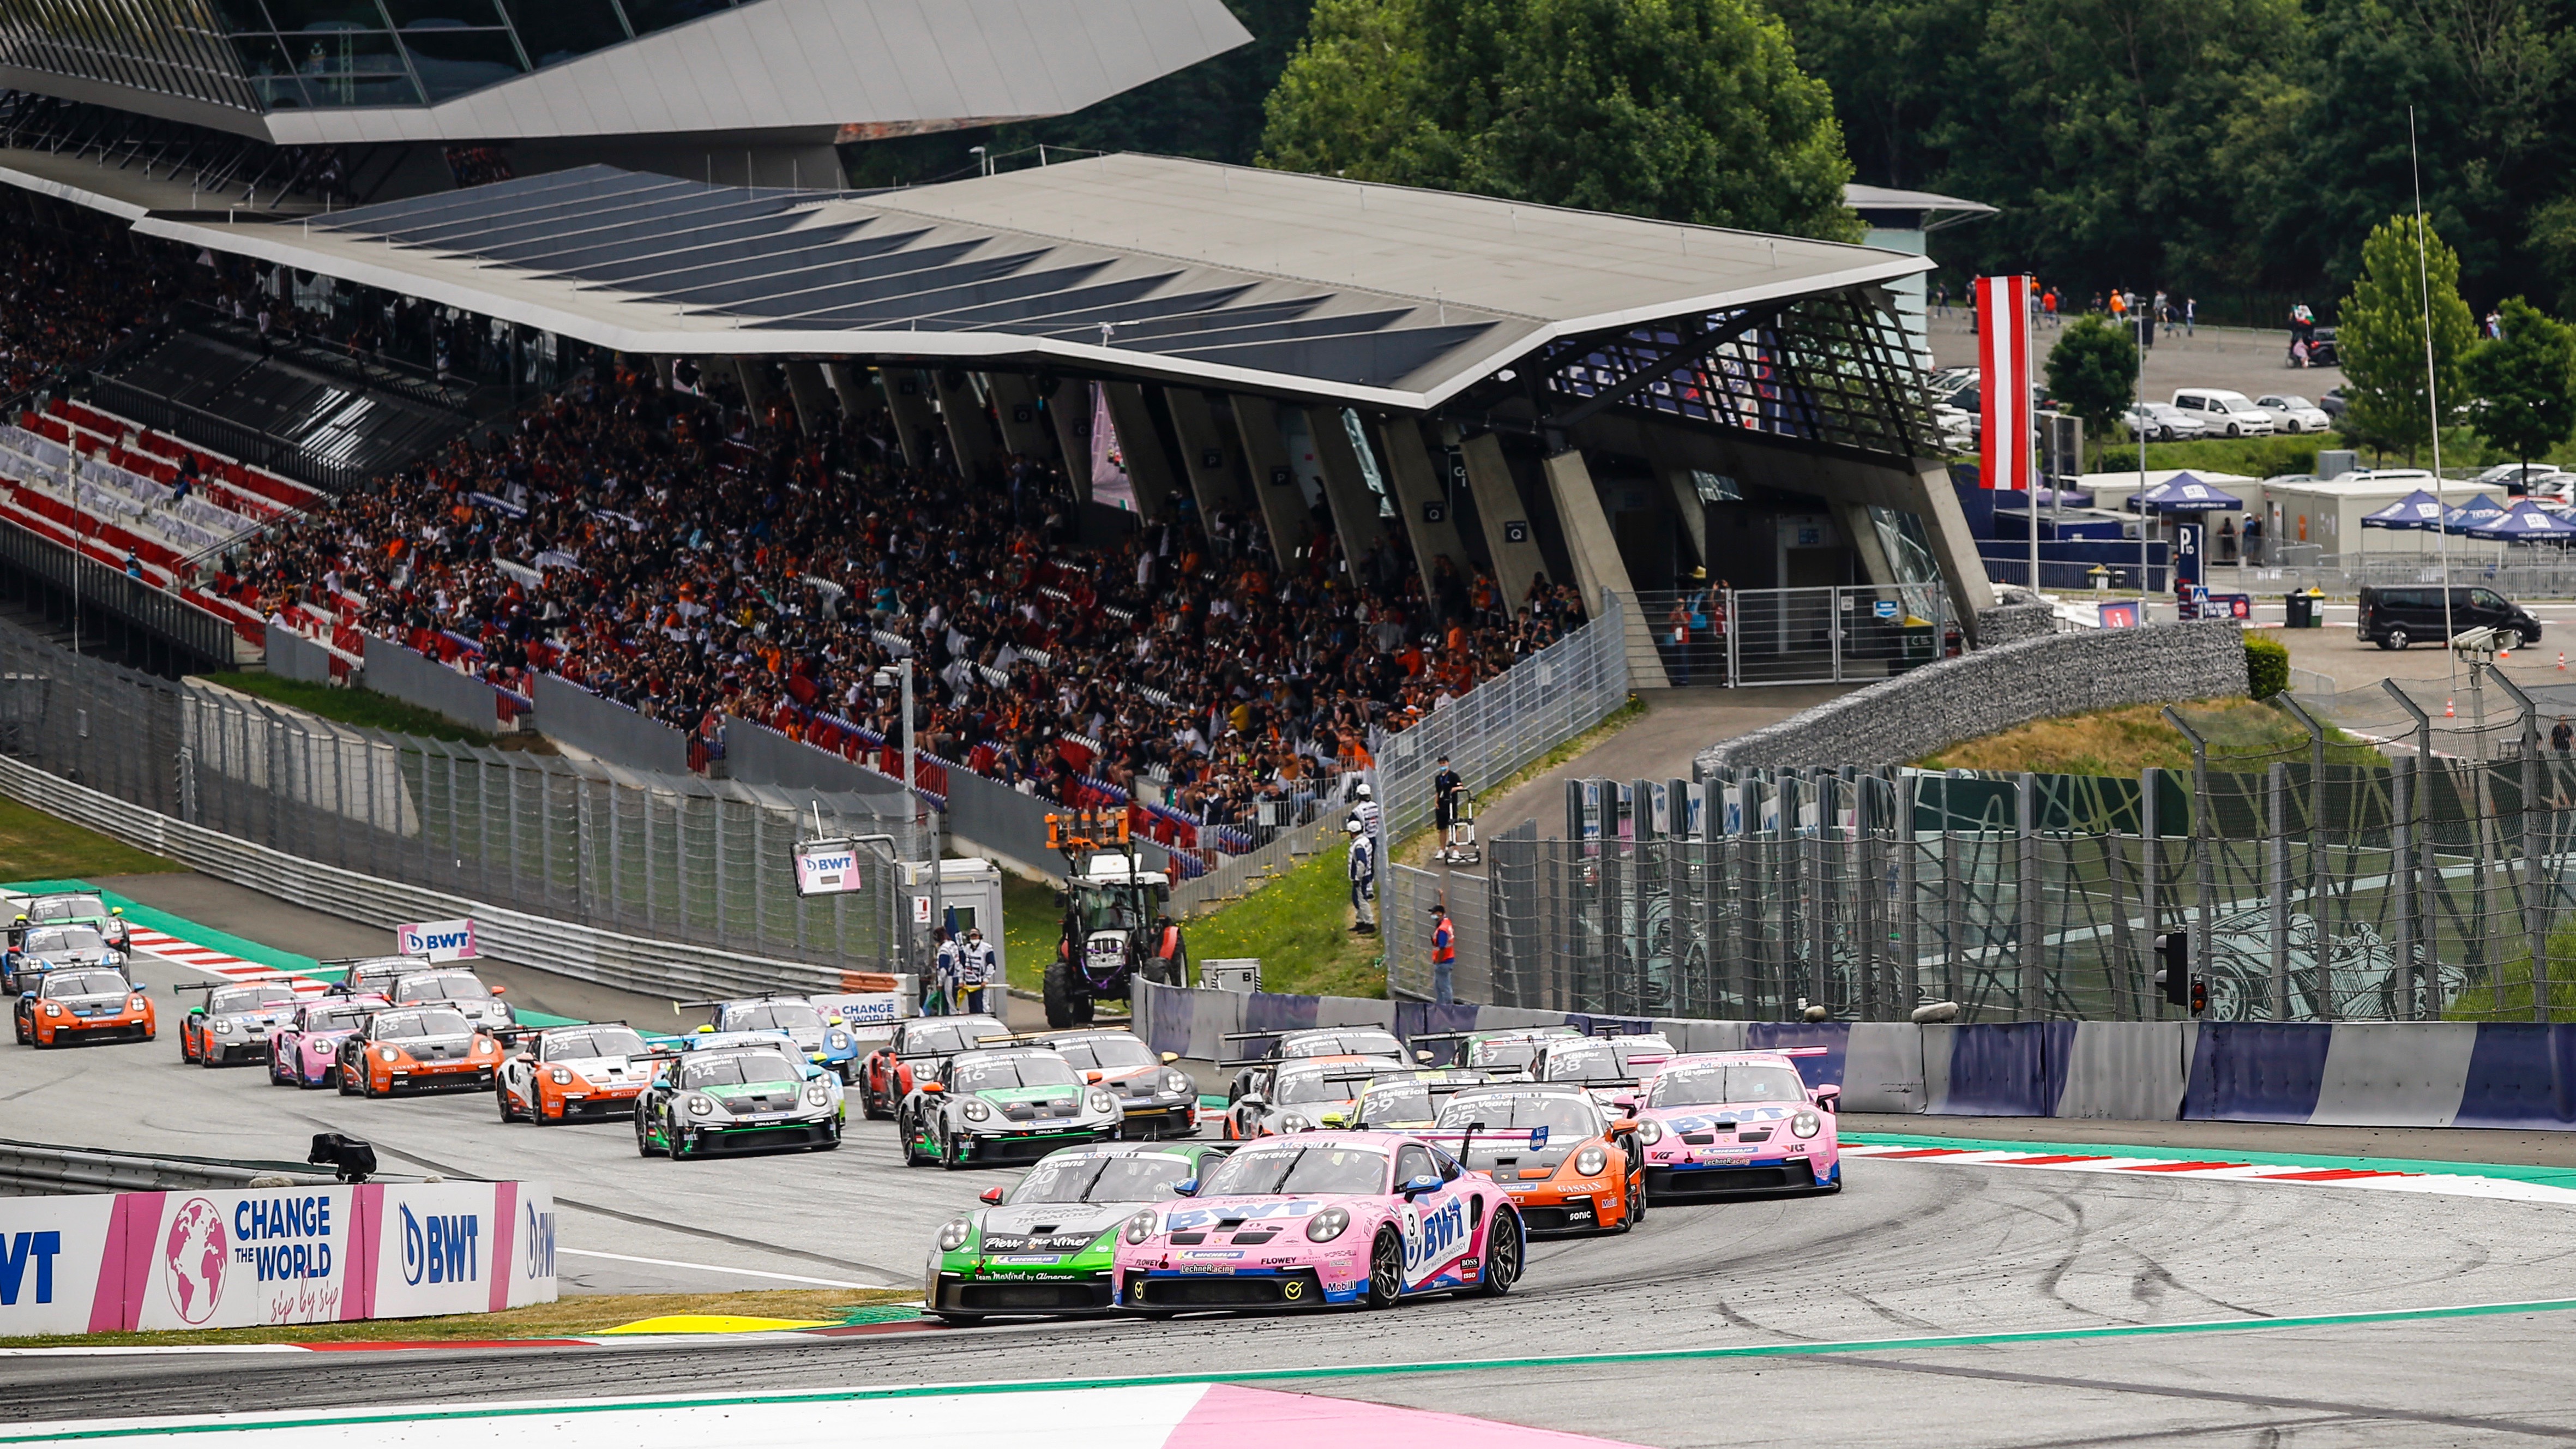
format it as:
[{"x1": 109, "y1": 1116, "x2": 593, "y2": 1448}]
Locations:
[
  {"x1": 550, "y1": 1027, "x2": 648, "y2": 1060},
  {"x1": 398, "y1": 973, "x2": 491, "y2": 1002},
  {"x1": 376, "y1": 1009, "x2": 472, "y2": 1039},
  {"x1": 730, "y1": 1002, "x2": 823, "y2": 1033},
  {"x1": 951, "y1": 1056, "x2": 1082, "y2": 1092},
  {"x1": 681, "y1": 1051, "x2": 802, "y2": 1088},
  {"x1": 1284, "y1": 1031, "x2": 1403, "y2": 1060},
  {"x1": 1614, "y1": 1039, "x2": 1672, "y2": 1069},
  {"x1": 29, "y1": 895, "x2": 104, "y2": 921},
  {"x1": 304, "y1": 1006, "x2": 371, "y2": 1030},
  {"x1": 1545, "y1": 1044, "x2": 1625, "y2": 1081},
  {"x1": 1054, "y1": 1036, "x2": 1155, "y2": 1071},
  {"x1": 1650, "y1": 1065, "x2": 1809, "y2": 1107},
  {"x1": 1468, "y1": 1041, "x2": 1539, "y2": 1071},
  {"x1": 1197, "y1": 1145, "x2": 1389, "y2": 1197},
  {"x1": 1359, "y1": 1085, "x2": 1433, "y2": 1122},
  {"x1": 907, "y1": 1020, "x2": 1001, "y2": 1056},
  {"x1": 25, "y1": 928, "x2": 101, "y2": 954},
  {"x1": 210, "y1": 985, "x2": 296, "y2": 1012},
  {"x1": 1272, "y1": 1071, "x2": 1362, "y2": 1105},
  {"x1": 1437, "y1": 1092, "x2": 1600, "y2": 1139},
  {"x1": 44, "y1": 970, "x2": 128, "y2": 997},
  {"x1": 1010, "y1": 1152, "x2": 1195, "y2": 1204}
]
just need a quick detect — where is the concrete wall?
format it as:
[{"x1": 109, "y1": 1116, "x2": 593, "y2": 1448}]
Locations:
[
  {"x1": 264, "y1": 621, "x2": 335, "y2": 685},
  {"x1": 1700, "y1": 618, "x2": 2250, "y2": 771},
  {"x1": 359, "y1": 634, "x2": 504, "y2": 732},
  {"x1": 529, "y1": 672, "x2": 689, "y2": 774}
]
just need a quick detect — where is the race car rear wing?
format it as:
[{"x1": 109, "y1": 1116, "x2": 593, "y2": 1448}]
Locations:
[{"x1": 1412, "y1": 1125, "x2": 1551, "y2": 1157}]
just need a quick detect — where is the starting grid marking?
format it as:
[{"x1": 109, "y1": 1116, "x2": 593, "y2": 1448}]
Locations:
[{"x1": 1839, "y1": 1143, "x2": 2576, "y2": 1205}]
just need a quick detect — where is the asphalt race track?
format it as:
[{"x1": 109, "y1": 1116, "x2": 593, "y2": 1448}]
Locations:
[{"x1": 8, "y1": 933, "x2": 2576, "y2": 1444}]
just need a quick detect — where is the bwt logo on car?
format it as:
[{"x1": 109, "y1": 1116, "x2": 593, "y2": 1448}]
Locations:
[
  {"x1": 400, "y1": 1205, "x2": 481, "y2": 1286},
  {"x1": 0, "y1": 1230, "x2": 62, "y2": 1305},
  {"x1": 233, "y1": 1195, "x2": 336, "y2": 1283},
  {"x1": 523, "y1": 1201, "x2": 556, "y2": 1280},
  {"x1": 1401, "y1": 1196, "x2": 1467, "y2": 1271}
]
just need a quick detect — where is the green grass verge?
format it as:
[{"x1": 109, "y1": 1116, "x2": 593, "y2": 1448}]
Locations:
[
  {"x1": 0, "y1": 797, "x2": 182, "y2": 881},
  {"x1": 1178, "y1": 844, "x2": 1387, "y2": 999},
  {"x1": 0, "y1": 1287, "x2": 919, "y2": 1349},
  {"x1": 198, "y1": 671, "x2": 493, "y2": 746},
  {"x1": 1913, "y1": 698, "x2": 2383, "y2": 776},
  {"x1": 1002, "y1": 867, "x2": 1059, "y2": 996},
  {"x1": 1395, "y1": 695, "x2": 1646, "y2": 866}
]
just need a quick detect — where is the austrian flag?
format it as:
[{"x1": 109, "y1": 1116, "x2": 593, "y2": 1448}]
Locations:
[{"x1": 1975, "y1": 274, "x2": 2035, "y2": 493}]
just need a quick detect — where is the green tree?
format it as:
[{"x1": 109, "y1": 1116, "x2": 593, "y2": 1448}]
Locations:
[
  {"x1": 2336, "y1": 214, "x2": 2478, "y2": 463},
  {"x1": 1259, "y1": 0, "x2": 1860, "y2": 239},
  {"x1": 2043, "y1": 315, "x2": 2138, "y2": 465},
  {"x1": 2464, "y1": 297, "x2": 2576, "y2": 467}
]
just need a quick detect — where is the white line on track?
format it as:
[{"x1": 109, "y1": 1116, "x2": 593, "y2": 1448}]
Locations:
[{"x1": 556, "y1": 1247, "x2": 893, "y2": 1289}]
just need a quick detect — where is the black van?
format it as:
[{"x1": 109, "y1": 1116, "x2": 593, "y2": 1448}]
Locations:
[{"x1": 2357, "y1": 585, "x2": 2542, "y2": 650}]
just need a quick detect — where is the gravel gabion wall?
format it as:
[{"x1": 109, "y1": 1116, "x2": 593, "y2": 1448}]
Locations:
[{"x1": 1698, "y1": 619, "x2": 2250, "y2": 772}]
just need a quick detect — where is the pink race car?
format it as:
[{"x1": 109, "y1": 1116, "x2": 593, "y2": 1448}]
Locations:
[
  {"x1": 267, "y1": 993, "x2": 392, "y2": 1089},
  {"x1": 1628, "y1": 1049, "x2": 1843, "y2": 1202},
  {"x1": 1113, "y1": 1131, "x2": 1527, "y2": 1313}
]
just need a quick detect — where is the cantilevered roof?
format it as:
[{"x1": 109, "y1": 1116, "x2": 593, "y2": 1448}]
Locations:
[{"x1": 137, "y1": 155, "x2": 1934, "y2": 410}]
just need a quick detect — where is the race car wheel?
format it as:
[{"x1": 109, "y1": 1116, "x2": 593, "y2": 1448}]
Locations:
[
  {"x1": 634, "y1": 1108, "x2": 664, "y2": 1158},
  {"x1": 180, "y1": 1030, "x2": 196, "y2": 1063},
  {"x1": 864, "y1": 1084, "x2": 892, "y2": 1121},
  {"x1": 1364, "y1": 1229, "x2": 1404, "y2": 1309},
  {"x1": 1623, "y1": 1170, "x2": 1647, "y2": 1231},
  {"x1": 1043, "y1": 960, "x2": 1081, "y2": 1030},
  {"x1": 938, "y1": 1128, "x2": 970, "y2": 1171},
  {"x1": 668, "y1": 1118, "x2": 694, "y2": 1161},
  {"x1": 498, "y1": 1084, "x2": 524, "y2": 1123},
  {"x1": 1476, "y1": 1210, "x2": 1522, "y2": 1298},
  {"x1": 13, "y1": 1017, "x2": 27, "y2": 1047},
  {"x1": 902, "y1": 1121, "x2": 931, "y2": 1168}
]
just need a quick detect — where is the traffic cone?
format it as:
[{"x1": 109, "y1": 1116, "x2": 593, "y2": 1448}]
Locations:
[
  {"x1": 2559, "y1": 651, "x2": 2566, "y2": 671},
  {"x1": 2446, "y1": 698, "x2": 2456, "y2": 718}
]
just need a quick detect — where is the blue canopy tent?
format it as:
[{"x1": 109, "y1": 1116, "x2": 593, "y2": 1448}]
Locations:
[
  {"x1": 2360, "y1": 489, "x2": 2446, "y2": 530},
  {"x1": 2465, "y1": 501, "x2": 2576, "y2": 543},
  {"x1": 2124, "y1": 473, "x2": 2245, "y2": 513},
  {"x1": 2442, "y1": 495, "x2": 2508, "y2": 534}
]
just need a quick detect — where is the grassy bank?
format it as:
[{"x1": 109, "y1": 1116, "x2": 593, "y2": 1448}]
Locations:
[
  {"x1": 0, "y1": 796, "x2": 181, "y2": 880},
  {"x1": 1913, "y1": 698, "x2": 2383, "y2": 775},
  {"x1": 199, "y1": 671, "x2": 497, "y2": 746}
]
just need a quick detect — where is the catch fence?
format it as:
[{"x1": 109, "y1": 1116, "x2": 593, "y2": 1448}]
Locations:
[
  {"x1": 1623, "y1": 585, "x2": 1959, "y2": 689},
  {"x1": 0, "y1": 622, "x2": 928, "y2": 972},
  {"x1": 1435, "y1": 686, "x2": 2576, "y2": 1024}
]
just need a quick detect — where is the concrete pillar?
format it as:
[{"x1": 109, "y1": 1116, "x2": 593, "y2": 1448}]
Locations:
[
  {"x1": 879, "y1": 367, "x2": 939, "y2": 471},
  {"x1": 1540, "y1": 448, "x2": 1666, "y2": 686},
  {"x1": 1161, "y1": 387, "x2": 1253, "y2": 524},
  {"x1": 782, "y1": 360, "x2": 833, "y2": 437},
  {"x1": 1227, "y1": 395, "x2": 1315, "y2": 568},
  {"x1": 1045, "y1": 380, "x2": 1093, "y2": 502},
  {"x1": 933, "y1": 370, "x2": 1001, "y2": 482},
  {"x1": 1305, "y1": 404, "x2": 1389, "y2": 556},
  {"x1": 1902, "y1": 462, "x2": 2000, "y2": 635},
  {"x1": 1102, "y1": 382, "x2": 1178, "y2": 520},
  {"x1": 824, "y1": 362, "x2": 882, "y2": 424},
  {"x1": 729, "y1": 358, "x2": 774, "y2": 416},
  {"x1": 1459, "y1": 431, "x2": 1548, "y2": 609},
  {"x1": 1840, "y1": 502, "x2": 1900, "y2": 588},
  {"x1": 1662, "y1": 467, "x2": 1708, "y2": 566},
  {"x1": 985, "y1": 373, "x2": 1057, "y2": 461},
  {"x1": 1370, "y1": 413, "x2": 1471, "y2": 600}
]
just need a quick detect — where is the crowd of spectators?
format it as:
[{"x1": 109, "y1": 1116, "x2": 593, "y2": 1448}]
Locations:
[
  {"x1": 1, "y1": 215, "x2": 1585, "y2": 834},
  {"x1": 226, "y1": 364, "x2": 1585, "y2": 828}
]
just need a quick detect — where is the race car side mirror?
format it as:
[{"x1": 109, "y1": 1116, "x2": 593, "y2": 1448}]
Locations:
[
  {"x1": 920, "y1": 1083, "x2": 945, "y2": 1094},
  {"x1": 1172, "y1": 1179, "x2": 1198, "y2": 1197},
  {"x1": 1160, "y1": 1052, "x2": 1179, "y2": 1065},
  {"x1": 979, "y1": 1186, "x2": 1006, "y2": 1205},
  {"x1": 490, "y1": 985, "x2": 509, "y2": 995},
  {"x1": 1414, "y1": 1049, "x2": 1433, "y2": 1063},
  {"x1": 1400, "y1": 1174, "x2": 1441, "y2": 1198},
  {"x1": 1085, "y1": 1071, "x2": 1104, "y2": 1085},
  {"x1": 828, "y1": 1017, "x2": 845, "y2": 1026},
  {"x1": 1237, "y1": 1093, "x2": 1266, "y2": 1110},
  {"x1": 1623, "y1": 1103, "x2": 1639, "y2": 1117},
  {"x1": 1814, "y1": 1086, "x2": 1840, "y2": 1113}
]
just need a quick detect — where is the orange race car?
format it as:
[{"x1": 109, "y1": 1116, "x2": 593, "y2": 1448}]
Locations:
[
  {"x1": 334, "y1": 1005, "x2": 502, "y2": 1096},
  {"x1": 1430, "y1": 1081, "x2": 1647, "y2": 1236},
  {"x1": 495, "y1": 1022, "x2": 659, "y2": 1123},
  {"x1": 13, "y1": 966, "x2": 154, "y2": 1048}
]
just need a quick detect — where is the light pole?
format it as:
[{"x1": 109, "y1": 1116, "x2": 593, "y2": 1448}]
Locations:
[
  {"x1": 875, "y1": 658, "x2": 941, "y2": 978},
  {"x1": 2135, "y1": 304, "x2": 2151, "y2": 617}
]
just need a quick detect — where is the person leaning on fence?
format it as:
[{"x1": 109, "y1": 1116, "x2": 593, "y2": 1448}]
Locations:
[
  {"x1": 957, "y1": 927, "x2": 997, "y2": 1015},
  {"x1": 2555, "y1": 717, "x2": 2573, "y2": 755},
  {"x1": 1347, "y1": 817, "x2": 1377, "y2": 935},
  {"x1": 1429, "y1": 904, "x2": 1457, "y2": 1004}
]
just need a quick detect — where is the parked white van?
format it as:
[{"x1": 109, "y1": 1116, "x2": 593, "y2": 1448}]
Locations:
[{"x1": 2170, "y1": 388, "x2": 2277, "y2": 437}]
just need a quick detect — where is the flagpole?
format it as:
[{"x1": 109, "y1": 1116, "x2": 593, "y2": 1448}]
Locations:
[
  {"x1": 2413, "y1": 106, "x2": 2456, "y2": 683},
  {"x1": 2025, "y1": 276, "x2": 2040, "y2": 603}
]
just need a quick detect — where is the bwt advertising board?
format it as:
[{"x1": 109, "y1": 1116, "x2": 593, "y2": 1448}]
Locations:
[
  {"x1": 795, "y1": 841, "x2": 866, "y2": 897},
  {"x1": 0, "y1": 1182, "x2": 555, "y2": 1336},
  {"x1": 395, "y1": 918, "x2": 479, "y2": 962}
]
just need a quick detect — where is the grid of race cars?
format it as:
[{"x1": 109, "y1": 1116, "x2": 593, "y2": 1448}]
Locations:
[{"x1": 7, "y1": 889, "x2": 1844, "y2": 1321}]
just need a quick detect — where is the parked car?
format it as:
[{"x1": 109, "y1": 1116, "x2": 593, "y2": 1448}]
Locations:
[
  {"x1": 2253, "y1": 394, "x2": 2333, "y2": 434},
  {"x1": 2319, "y1": 386, "x2": 2349, "y2": 419},
  {"x1": 2124, "y1": 402, "x2": 2211, "y2": 441},
  {"x1": 1931, "y1": 403, "x2": 1976, "y2": 453},
  {"x1": 2171, "y1": 389, "x2": 2278, "y2": 437},
  {"x1": 2357, "y1": 585, "x2": 2541, "y2": 651},
  {"x1": 2470, "y1": 462, "x2": 2574, "y2": 497}
]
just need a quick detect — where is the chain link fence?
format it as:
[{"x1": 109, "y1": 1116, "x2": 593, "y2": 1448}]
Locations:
[
  {"x1": 1625, "y1": 586, "x2": 1958, "y2": 689},
  {"x1": 0, "y1": 621, "x2": 927, "y2": 973},
  {"x1": 1450, "y1": 686, "x2": 2575, "y2": 1023}
]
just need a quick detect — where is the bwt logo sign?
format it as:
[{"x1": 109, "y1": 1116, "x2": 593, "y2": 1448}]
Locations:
[
  {"x1": 400, "y1": 1205, "x2": 481, "y2": 1286},
  {"x1": 523, "y1": 1202, "x2": 556, "y2": 1280},
  {"x1": 395, "y1": 918, "x2": 477, "y2": 959},
  {"x1": 0, "y1": 1230, "x2": 61, "y2": 1305}
]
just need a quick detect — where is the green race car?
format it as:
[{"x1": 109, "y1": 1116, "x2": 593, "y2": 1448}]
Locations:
[
  {"x1": 925, "y1": 1139, "x2": 1231, "y2": 1320},
  {"x1": 899, "y1": 1047, "x2": 1124, "y2": 1169}
]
